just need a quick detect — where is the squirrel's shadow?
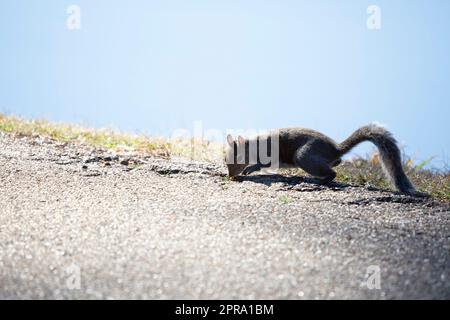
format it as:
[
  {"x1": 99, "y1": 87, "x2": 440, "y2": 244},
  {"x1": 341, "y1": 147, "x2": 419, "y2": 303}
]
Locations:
[
  {"x1": 233, "y1": 174, "x2": 432, "y2": 204},
  {"x1": 233, "y1": 174, "x2": 350, "y2": 192}
]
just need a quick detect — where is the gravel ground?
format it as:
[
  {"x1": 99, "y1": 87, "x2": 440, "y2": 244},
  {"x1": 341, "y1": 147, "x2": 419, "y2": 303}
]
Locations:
[{"x1": 0, "y1": 131, "x2": 449, "y2": 299}]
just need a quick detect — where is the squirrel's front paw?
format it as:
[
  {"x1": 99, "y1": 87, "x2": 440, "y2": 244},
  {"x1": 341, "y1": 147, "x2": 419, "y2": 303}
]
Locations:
[{"x1": 242, "y1": 167, "x2": 254, "y2": 175}]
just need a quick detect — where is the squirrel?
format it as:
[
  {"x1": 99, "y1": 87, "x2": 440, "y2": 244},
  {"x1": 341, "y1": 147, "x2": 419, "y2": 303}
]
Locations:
[{"x1": 225, "y1": 124, "x2": 427, "y2": 197}]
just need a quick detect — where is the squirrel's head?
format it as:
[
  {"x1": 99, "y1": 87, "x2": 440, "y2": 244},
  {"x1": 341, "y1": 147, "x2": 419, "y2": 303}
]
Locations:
[{"x1": 224, "y1": 134, "x2": 248, "y2": 177}]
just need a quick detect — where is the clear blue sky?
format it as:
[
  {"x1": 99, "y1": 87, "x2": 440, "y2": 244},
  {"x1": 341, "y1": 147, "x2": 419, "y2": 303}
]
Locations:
[{"x1": 1, "y1": 0, "x2": 449, "y2": 168}]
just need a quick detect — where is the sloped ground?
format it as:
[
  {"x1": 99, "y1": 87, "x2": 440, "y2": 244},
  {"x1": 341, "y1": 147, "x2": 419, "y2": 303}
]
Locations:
[{"x1": 0, "y1": 132, "x2": 449, "y2": 299}]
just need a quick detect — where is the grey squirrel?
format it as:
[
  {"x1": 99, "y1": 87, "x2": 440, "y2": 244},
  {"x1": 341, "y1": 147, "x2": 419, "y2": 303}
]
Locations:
[{"x1": 225, "y1": 124, "x2": 427, "y2": 197}]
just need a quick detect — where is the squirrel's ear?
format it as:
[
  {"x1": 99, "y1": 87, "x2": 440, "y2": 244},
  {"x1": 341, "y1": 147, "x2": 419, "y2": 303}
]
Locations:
[
  {"x1": 226, "y1": 134, "x2": 234, "y2": 146},
  {"x1": 237, "y1": 135, "x2": 245, "y2": 145}
]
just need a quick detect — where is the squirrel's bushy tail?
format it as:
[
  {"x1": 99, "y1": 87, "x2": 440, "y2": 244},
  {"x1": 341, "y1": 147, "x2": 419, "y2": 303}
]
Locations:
[{"x1": 338, "y1": 124, "x2": 420, "y2": 195}]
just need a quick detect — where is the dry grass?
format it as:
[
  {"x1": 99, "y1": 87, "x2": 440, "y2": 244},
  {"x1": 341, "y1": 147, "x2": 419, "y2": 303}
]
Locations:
[
  {"x1": 0, "y1": 114, "x2": 222, "y2": 161},
  {"x1": 1, "y1": 113, "x2": 449, "y2": 202},
  {"x1": 284, "y1": 154, "x2": 450, "y2": 202},
  {"x1": 334, "y1": 155, "x2": 450, "y2": 202},
  {"x1": 0, "y1": 114, "x2": 171, "y2": 157}
]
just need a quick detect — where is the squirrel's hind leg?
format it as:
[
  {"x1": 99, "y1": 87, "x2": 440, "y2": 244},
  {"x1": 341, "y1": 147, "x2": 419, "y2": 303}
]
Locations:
[{"x1": 294, "y1": 151, "x2": 336, "y2": 184}]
